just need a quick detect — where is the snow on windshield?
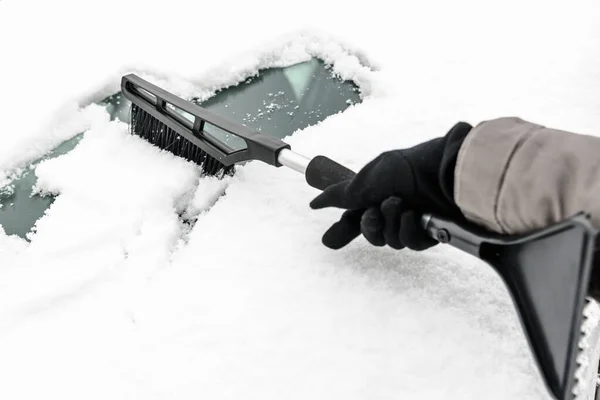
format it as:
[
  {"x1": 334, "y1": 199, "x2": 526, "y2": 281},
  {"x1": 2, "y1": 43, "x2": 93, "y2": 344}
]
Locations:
[{"x1": 0, "y1": 0, "x2": 599, "y2": 399}]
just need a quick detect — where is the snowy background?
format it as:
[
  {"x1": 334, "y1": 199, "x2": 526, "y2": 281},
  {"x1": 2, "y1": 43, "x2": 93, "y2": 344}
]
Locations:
[{"x1": 1, "y1": 0, "x2": 600, "y2": 399}]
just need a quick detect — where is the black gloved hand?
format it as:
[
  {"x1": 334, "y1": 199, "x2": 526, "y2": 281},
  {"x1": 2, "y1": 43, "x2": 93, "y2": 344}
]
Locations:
[{"x1": 310, "y1": 122, "x2": 472, "y2": 250}]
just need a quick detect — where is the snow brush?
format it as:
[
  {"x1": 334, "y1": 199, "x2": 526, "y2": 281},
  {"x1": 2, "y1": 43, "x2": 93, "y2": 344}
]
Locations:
[{"x1": 121, "y1": 73, "x2": 599, "y2": 400}]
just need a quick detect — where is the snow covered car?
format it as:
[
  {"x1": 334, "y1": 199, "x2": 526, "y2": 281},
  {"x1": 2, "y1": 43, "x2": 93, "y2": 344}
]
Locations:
[{"x1": 1, "y1": 2, "x2": 600, "y2": 398}]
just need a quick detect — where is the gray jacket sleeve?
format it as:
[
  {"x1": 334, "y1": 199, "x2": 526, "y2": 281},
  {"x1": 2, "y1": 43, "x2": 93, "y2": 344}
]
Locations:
[{"x1": 454, "y1": 117, "x2": 600, "y2": 235}]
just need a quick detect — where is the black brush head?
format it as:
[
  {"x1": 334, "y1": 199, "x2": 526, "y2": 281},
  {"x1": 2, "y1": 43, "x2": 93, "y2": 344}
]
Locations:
[
  {"x1": 130, "y1": 103, "x2": 235, "y2": 177},
  {"x1": 121, "y1": 74, "x2": 290, "y2": 173}
]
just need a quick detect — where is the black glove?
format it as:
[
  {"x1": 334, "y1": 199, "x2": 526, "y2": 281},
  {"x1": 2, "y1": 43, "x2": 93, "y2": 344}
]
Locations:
[{"x1": 310, "y1": 122, "x2": 472, "y2": 250}]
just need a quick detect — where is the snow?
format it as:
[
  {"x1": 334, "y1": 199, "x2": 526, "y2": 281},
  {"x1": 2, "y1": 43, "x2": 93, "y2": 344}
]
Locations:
[
  {"x1": 575, "y1": 301, "x2": 600, "y2": 397},
  {"x1": 1, "y1": 0, "x2": 600, "y2": 399}
]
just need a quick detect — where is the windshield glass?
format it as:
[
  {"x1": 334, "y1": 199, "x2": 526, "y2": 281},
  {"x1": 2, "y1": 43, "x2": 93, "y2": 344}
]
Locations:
[{"x1": 0, "y1": 58, "x2": 361, "y2": 239}]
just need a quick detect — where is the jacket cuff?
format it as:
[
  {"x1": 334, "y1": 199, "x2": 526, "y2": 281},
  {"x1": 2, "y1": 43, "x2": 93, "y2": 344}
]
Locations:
[{"x1": 454, "y1": 117, "x2": 539, "y2": 233}]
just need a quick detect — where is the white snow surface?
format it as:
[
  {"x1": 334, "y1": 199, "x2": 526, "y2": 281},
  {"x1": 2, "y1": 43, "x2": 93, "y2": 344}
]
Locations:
[{"x1": 1, "y1": 0, "x2": 600, "y2": 399}]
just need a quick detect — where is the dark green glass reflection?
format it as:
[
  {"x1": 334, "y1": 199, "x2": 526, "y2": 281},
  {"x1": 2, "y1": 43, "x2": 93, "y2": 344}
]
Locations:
[
  {"x1": 194, "y1": 58, "x2": 360, "y2": 149},
  {"x1": 0, "y1": 135, "x2": 84, "y2": 239}
]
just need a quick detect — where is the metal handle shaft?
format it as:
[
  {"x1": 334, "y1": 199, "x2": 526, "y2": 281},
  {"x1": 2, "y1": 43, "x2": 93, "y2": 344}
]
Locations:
[{"x1": 277, "y1": 149, "x2": 310, "y2": 174}]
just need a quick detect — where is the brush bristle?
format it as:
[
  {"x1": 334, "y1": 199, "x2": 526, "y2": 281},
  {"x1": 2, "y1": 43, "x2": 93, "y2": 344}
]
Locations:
[{"x1": 130, "y1": 104, "x2": 235, "y2": 177}]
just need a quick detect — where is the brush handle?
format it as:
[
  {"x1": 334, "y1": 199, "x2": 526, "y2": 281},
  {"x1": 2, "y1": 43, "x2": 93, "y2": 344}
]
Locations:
[
  {"x1": 303, "y1": 154, "x2": 443, "y2": 240},
  {"x1": 302, "y1": 154, "x2": 493, "y2": 258},
  {"x1": 304, "y1": 155, "x2": 355, "y2": 190},
  {"x1": 280, "y1": 150, "x2": 483, "y2": 255}
]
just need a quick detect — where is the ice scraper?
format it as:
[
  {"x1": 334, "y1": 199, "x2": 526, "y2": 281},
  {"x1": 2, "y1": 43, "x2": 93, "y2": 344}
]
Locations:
[{"x1": 121, "y1": 73, "x2": 599, "y2": 400}]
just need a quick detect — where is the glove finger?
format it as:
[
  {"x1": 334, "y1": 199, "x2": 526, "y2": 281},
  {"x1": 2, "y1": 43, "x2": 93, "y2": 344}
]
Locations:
[
  {"x1": 360, "y1": 207, "x2": 386, "y2": 247},
  {"x1": 321, "y1": 209, "x2": 364, "y2": 249},
  {"x1": 380, "y1": 196, "x2": 405, "y2": 250},
  {"x1": 399, "y1": 210, "x2": 438, "y2": 251},
  {"x1": 310, "y1": 180, "x2": 361, "y2": 211}
]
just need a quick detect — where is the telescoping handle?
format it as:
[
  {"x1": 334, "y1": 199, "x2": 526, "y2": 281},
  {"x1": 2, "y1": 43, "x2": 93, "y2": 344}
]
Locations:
[{"x1": 278, "y1": 150, "x2": 477, "y2": 254}]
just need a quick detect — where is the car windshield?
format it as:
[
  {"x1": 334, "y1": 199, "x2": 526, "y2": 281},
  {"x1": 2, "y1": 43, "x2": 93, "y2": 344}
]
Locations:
[{"x1": 0, "y1": 58, "x2": 361, "y2": 239}]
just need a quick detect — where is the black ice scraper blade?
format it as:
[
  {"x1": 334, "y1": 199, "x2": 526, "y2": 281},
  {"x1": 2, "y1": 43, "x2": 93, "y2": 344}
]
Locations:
[{"x1": 423, "y1": 212, "x2": 598, "y2": 400}]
